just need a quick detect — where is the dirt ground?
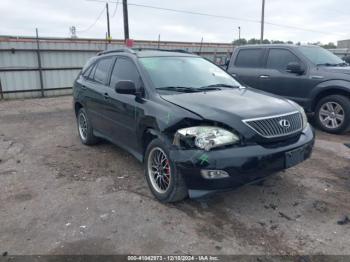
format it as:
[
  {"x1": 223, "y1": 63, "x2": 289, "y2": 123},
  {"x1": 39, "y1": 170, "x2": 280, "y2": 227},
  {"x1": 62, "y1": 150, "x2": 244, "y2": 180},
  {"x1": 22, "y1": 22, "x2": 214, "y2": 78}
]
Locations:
[{"x1": 0, "y1": 96, "x2": 349, "y2": 255}]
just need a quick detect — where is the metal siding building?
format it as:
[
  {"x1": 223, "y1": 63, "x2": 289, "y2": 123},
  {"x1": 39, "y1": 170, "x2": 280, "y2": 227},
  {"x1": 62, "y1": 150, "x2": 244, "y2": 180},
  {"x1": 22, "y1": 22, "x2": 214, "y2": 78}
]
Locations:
[
  {"x1": 338, "y1": 39, "x2": 350, "y2": 49},
  {"x1": 0, "y1": 36, "x2": 233, "y2": 99}
]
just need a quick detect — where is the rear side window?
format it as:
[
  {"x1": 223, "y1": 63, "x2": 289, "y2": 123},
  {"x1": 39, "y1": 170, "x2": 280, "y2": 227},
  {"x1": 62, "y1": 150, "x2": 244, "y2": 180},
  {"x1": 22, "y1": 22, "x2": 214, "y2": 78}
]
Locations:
[
  {"x1": 82, "y1": 57, "x2": 96, "y2": 72},
  {"x1": 235, "y1": 49, "x2": 264, "y2": 68},
  {"x1": 267, "y1": 49, "x2": 300, "y2": 70},
  {"x1": 82, "y1": 65, "x2": 93, "y2": 78},
  {"x1": 110, "y1": 57, "x2": 140, "y2": 88},
  {"x1": 92, "y1": 57, "x2": 115, "y2": 84}
]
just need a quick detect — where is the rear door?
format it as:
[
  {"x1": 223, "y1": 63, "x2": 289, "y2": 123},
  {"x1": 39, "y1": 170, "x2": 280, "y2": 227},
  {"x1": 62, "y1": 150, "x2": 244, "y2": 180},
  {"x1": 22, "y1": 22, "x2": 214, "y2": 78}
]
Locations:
[
  {"x1": 81, "y1": 56, "x2": 115, "y2": 135},
  {"x1": 227, "y1": 48, "x2": 265, "y2": 88},
  {"x1": 258, "y1": 48, "x2": 310, "y2": 106}
]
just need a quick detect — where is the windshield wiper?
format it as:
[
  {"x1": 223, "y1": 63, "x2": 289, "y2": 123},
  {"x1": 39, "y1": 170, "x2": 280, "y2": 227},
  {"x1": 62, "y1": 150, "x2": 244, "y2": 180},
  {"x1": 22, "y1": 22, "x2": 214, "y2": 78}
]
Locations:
[
  {"x1": 200, "y1": 84, "x2": 241, "y2": 89},
  {"x1": 317, "y1": 63, "x2": 338, "y2": 67},
  {"x1": 336, "y1": 62, "x2": 349, "y2": 67},
  {"x1": 157, "y1": 86, "x2": 198, "y2": 93},
  {"x1": 317, "y1": 62, "x2": 349, "y2": 67},
  {"x1": 157, "y1": 84, "x2": 240, "y2": 93}
]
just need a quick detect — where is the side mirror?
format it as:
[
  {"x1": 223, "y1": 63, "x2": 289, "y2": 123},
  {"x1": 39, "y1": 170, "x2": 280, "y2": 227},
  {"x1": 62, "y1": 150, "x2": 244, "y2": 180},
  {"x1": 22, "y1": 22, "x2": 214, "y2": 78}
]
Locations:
[
  {"x1": 286, "y1": 62, "x2": 304, "y2": 74},
  {"x1": 114, "y1": 80, "x2": 137, "y2": 95}
]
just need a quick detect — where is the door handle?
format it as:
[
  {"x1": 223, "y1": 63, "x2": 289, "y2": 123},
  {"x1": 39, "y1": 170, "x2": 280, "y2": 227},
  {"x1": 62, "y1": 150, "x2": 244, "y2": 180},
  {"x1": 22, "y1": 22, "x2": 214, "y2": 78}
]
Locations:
[
  {"x1": 103, "y1": 93, "x2": 110, "y2": 100},
  {"x1": 81, "y1": 85, "x2": 87, "y2": 90},
  {"x1": 259, "y1": 75, "x2": 270, "y2": 79}
]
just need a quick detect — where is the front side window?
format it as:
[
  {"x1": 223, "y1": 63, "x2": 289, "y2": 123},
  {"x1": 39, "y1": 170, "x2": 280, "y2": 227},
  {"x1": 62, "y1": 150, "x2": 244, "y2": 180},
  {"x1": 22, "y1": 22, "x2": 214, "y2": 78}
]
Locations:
[
  {"x1": 139, "y1": 56, "x2": 241, "y2": 89},
  {"x1": 110, "y1": 58, "x2": 140, "y2": 88},
  {"x1": 266, "y1": 49, "x2": 300, "y2": 70},
  {"x1": 93, "y1": 57, "x2": 115, "y2": 84},
  {"x1": 235, "y1": 49, "x2": 264, "y2": 68},
  {"x1": 298, "y1": 46, "x2": 344, "y2": 65}
]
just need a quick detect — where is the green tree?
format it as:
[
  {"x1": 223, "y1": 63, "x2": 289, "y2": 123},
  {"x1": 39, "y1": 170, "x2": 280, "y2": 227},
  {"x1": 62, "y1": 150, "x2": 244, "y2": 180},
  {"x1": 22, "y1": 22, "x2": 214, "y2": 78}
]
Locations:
[
  {"x1": 271, "y1": 40, "x2": 284, "y2": 44},
  {"x1": 247, "y1": 38, "x2": 260, "y2": 44},
  {"x1": 233, "y1": 38, "x2": 247, "y2": 45},
  {"x1": 308, "y1": 41, "x2": 321, "y2": 46},
  {"x1": 321, "y1": 42, "x2": 337, "y2": 49}
]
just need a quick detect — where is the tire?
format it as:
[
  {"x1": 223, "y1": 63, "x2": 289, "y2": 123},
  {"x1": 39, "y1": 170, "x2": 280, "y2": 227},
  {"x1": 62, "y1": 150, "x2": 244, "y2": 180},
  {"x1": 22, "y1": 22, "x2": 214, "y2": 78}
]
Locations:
[
  {"x1": 144, "y1": 139, "x2": 188, "y2": 202},
  {"x1": 77, "y1": 108, "x2": 99, "y2": 145},
  {"x1": 315, "y1": 95, "x2": 350, "y2": 134}
]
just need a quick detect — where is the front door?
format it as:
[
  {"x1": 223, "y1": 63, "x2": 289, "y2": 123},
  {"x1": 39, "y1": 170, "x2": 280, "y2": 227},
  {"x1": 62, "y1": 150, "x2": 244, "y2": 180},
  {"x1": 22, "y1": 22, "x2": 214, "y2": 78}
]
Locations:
[{"x1": 105, "y1": 56, "x2": 143, "y2": 152}]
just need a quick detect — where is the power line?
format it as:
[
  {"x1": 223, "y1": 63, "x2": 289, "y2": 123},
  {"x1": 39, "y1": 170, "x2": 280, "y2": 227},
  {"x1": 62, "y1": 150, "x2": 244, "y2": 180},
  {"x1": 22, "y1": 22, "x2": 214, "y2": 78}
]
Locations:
[
  {"x1": 81, "y1": 1, "x2": 345, "y2": 37},
  {"x1": 128, "y1": 2, "x2": 261, "y2": 24},
  {"x1": 327, "y1": 8, "x2": 350, "y2": 16},
  {"x1": 77, "y1": 5, "x2": 106, "y2": 33},
  {"x1": 111, "y1": 0, "x2": 119, "y2": 18},
  {"x1": 85, "y1": 0, "x2": 127, "y2": 40},
  {"x1": 124, "y1": 2, "x2": 344, "y2": 37}
]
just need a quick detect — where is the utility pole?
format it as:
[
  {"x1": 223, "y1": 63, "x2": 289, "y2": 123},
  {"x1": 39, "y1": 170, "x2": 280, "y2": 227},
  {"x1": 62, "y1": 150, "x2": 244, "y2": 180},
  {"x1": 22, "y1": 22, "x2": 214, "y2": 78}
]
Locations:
[
  {"x1": 260, "y1": 0, "x2": 265, "y2": 44},
  {"x1": 123, "y1": 0, "x2": 129, "y2": 41},
  {"x1": 238, "y1": 26, "x2": 241, "y2": 43},
  {"x1": 35, "y1": 28, "x2": 44, "y2": 98},
  {"x1": 85, "y1": 0, "x2": 112, "y2": 41},
  {"x1": 106, "y1": 2, "x2": 111, "y2": 42},
  {"x1": 199, "y1": 37, "x2": 203, "y2": 55}
]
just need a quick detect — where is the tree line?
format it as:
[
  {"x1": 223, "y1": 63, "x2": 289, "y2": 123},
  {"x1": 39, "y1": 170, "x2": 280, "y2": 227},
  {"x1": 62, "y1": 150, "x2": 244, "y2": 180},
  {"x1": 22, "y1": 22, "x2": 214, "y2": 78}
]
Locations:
[{"x1": 232, "y1": 38, "x2": 337, "y2": 49}]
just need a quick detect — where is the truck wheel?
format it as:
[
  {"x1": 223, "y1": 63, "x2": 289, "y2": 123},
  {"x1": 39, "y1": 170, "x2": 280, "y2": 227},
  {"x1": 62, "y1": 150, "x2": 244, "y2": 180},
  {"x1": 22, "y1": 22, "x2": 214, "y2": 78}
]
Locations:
[
  {"x1": 77, "y1": 108, "x2": 99, "y2": 145},
  {"x1": 315, "y1": 95, "x2": 350, "y2": 134},
  {"x1": 144, "y1": 139, "x2": 188, "y2": 202}
]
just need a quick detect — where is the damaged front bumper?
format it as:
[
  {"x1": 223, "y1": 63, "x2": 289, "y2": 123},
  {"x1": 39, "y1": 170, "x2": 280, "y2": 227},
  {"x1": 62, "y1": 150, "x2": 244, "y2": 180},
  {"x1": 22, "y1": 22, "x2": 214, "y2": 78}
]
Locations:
[{"x1": 169, "y1": 125, "x2": 315, "y2": 198}]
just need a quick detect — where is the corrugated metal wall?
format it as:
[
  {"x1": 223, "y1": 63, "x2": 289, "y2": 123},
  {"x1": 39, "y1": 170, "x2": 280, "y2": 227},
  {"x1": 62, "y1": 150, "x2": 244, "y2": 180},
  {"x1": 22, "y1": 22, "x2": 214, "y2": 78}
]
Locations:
[{"x1": 0, "y1": 37, "x2": 234, "y2": 99}]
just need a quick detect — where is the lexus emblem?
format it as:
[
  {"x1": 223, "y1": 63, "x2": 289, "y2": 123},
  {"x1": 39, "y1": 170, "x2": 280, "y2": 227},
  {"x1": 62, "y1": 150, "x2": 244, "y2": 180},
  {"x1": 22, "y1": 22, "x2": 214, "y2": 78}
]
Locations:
[{"x1": 279, "y1": 119, "x2": 291, "y2": 128}]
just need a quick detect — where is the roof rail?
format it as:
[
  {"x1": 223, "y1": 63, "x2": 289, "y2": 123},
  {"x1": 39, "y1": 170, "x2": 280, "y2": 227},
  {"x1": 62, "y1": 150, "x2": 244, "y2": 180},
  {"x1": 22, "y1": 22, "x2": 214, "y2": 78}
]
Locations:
[
  {"x1": 97, "y1": 48, "x2": 135, "y2": 56},
  {"x1": 97, "y1": 47, "x2": 194, "y2": 56},
  {"x1": 132, "y1": 47, "x2": 192, "y2": 54}
]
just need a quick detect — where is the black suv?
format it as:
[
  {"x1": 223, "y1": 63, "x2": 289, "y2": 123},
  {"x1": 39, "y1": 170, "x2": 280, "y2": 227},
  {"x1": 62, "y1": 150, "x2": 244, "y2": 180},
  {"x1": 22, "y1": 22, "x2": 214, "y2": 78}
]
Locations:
[
  {"x1": 227, "y1": 45, "x2": 350, "y2": 134},
  {"x1": 73, "y1": 48, "x2": 314, "y2": 202}
]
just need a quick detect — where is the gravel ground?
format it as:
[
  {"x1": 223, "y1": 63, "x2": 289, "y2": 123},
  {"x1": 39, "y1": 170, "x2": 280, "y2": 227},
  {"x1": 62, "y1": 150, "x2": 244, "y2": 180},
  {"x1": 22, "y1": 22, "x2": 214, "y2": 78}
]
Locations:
[{"x1": 0, "y1": 96, "x2": 349, "y2": 255}]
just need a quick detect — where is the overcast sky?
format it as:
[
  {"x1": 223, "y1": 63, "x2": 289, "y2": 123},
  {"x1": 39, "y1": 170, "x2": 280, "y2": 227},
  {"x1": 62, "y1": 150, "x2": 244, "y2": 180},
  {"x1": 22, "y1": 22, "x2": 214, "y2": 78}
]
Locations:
[{"x1": 0, "y1": 0, "x2": 349, "y2": 44}]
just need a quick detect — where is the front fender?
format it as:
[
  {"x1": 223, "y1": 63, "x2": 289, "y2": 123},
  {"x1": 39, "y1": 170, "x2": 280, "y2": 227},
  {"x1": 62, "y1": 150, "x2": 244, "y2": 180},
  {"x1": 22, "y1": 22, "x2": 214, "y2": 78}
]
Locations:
[
  {"x1": 309, "y1": 80, "x2": 350, "y2": 110},
  {"x1": 135, "y1": 98, "x2": 203, "y2": 155}
]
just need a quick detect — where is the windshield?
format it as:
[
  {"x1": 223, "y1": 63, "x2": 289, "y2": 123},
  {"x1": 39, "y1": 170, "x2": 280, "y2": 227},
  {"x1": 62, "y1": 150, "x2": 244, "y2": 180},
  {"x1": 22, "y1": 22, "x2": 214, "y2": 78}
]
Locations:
[
  {"x1": 139, "y1": 56, "x2": 241, "y2": 90},
  {"x1": 298, "y1": 46, "x2": 344, "y2": 65}
]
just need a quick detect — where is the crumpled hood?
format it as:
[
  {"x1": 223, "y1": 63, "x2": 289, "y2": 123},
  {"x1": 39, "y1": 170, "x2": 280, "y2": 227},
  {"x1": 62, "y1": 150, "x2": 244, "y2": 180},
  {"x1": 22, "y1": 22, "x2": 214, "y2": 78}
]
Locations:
[{"x1": 161, "y1": 88, "x2": 299, "y2": 129}]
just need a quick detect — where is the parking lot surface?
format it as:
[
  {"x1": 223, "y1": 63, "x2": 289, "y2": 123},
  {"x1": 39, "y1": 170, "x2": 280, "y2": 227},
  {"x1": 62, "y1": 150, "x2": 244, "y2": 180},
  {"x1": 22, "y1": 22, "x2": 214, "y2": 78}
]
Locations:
[{"x1": 0, "y1": 96, "x2": 350, "y2": 255}]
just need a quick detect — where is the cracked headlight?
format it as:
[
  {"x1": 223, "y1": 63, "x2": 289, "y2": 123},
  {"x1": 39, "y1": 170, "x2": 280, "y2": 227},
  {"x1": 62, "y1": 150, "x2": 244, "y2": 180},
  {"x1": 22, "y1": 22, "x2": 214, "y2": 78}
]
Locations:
[{"x1": 174, "y1": 126, "x2": 240, "y2": 151}]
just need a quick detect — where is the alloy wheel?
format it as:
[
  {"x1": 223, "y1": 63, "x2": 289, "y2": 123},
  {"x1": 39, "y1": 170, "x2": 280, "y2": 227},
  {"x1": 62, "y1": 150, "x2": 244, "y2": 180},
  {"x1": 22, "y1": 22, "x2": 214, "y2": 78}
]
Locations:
[
  {"x1": 147, "y1": 147, "x2": 171, "y2": 193},
  {"x1": 318, "y1": 101, "x2": 345, "y2": 129},
  {"x1": 78, "y1": 113, "x2": 88, "y2": 141}
]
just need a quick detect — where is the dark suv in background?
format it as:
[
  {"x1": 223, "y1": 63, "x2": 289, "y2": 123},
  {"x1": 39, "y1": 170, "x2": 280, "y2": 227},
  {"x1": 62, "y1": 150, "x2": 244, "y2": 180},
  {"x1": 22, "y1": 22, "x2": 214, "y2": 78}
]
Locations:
[{"x1": 227, "y1": 45, "x2": 350, "y2": 134}]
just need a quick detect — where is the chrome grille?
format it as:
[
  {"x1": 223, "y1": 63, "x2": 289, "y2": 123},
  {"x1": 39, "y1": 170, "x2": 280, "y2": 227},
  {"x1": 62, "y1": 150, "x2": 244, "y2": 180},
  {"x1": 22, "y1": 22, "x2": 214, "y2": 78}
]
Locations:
[{"x1": 243, "y1": 111, "x2": 303, "y2": 138}]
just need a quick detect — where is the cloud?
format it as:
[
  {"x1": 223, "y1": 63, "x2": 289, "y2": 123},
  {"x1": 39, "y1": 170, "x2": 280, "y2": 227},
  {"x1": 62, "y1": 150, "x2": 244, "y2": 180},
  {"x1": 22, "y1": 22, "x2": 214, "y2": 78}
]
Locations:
[
  {"x1": 159, "y1": 25, "x2": 220, "y2": 42},
  {"x1": 0, "y1": 0, "x2": 349, "y2": 44}
]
